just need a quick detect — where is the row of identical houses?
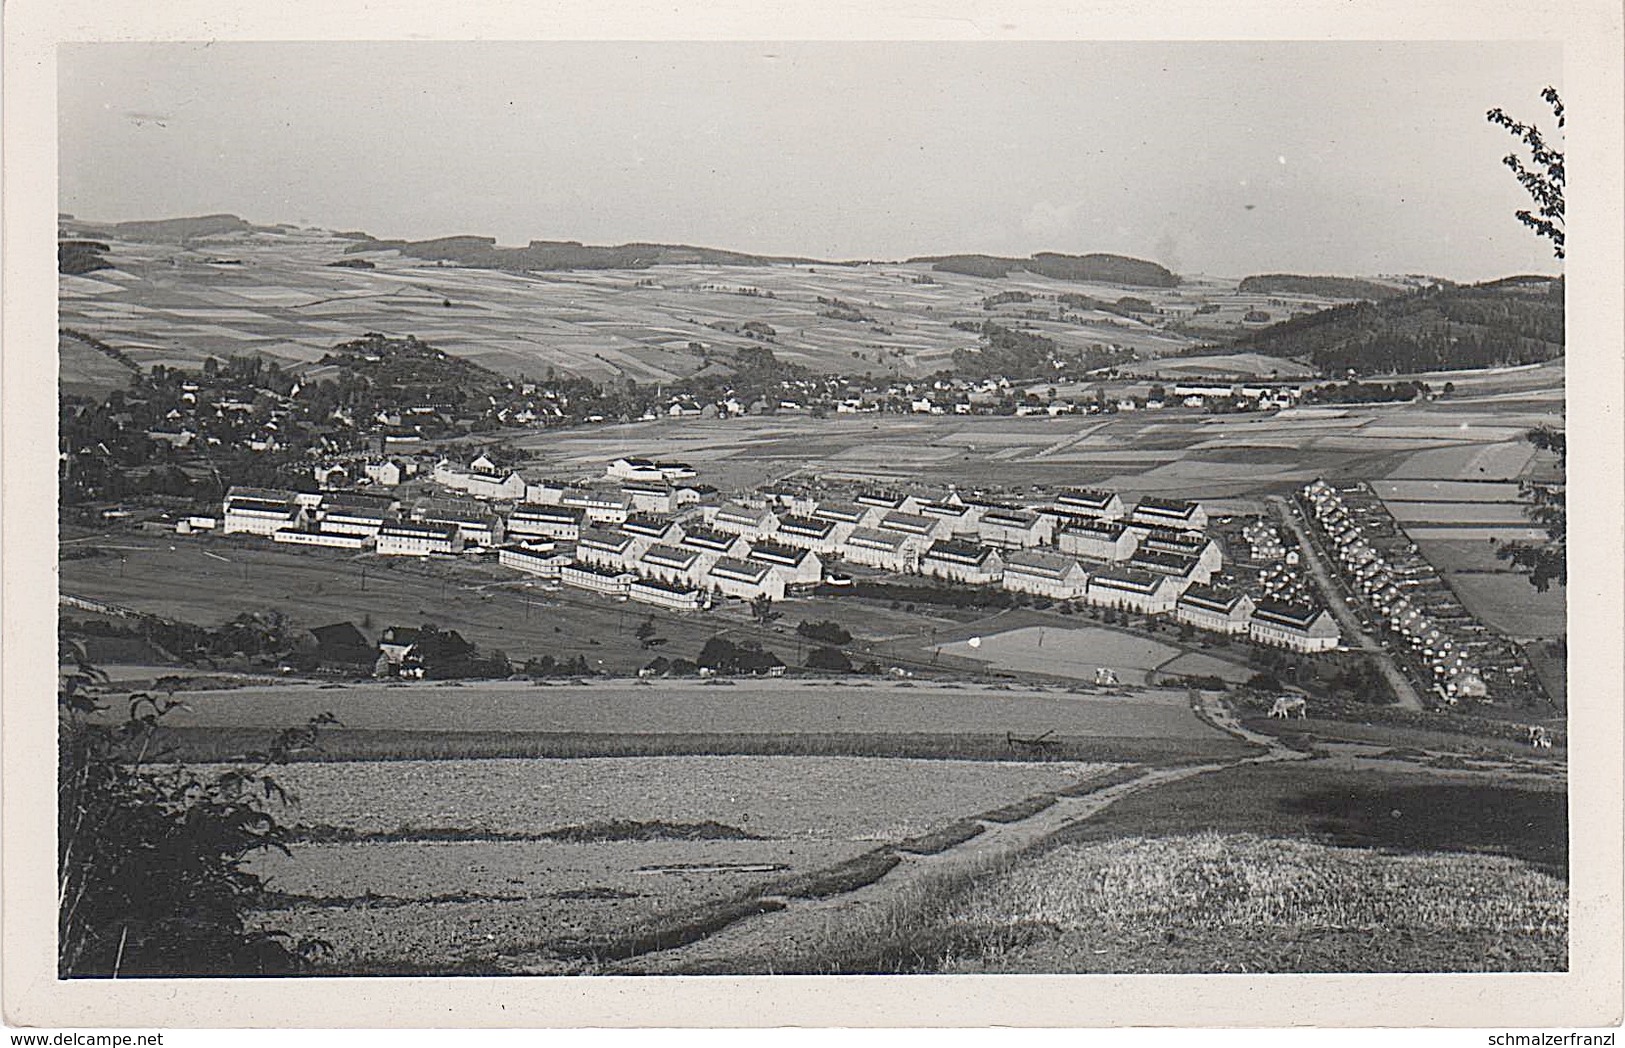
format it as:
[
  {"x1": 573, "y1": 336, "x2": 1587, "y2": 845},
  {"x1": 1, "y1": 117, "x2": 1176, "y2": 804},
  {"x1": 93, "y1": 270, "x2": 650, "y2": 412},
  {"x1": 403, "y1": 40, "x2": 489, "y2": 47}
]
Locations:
[{"x1": 1301, "y1": 479, "x2": 1493, "y2": 701}]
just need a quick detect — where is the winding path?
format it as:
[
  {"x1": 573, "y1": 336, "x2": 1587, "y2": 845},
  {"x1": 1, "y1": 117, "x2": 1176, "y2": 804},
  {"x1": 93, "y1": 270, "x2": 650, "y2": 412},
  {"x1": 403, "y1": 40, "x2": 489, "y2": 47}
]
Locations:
[{"x1": 595, "y1": 692, "x2": 1307, "y2": 975}]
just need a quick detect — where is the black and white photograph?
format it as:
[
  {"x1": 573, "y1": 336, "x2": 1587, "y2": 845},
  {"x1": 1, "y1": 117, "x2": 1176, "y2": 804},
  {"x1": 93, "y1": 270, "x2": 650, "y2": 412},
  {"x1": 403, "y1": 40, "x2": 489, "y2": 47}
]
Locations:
[{"x1": 5, "y1": 3, "x2": 1623, "y2": 1033}]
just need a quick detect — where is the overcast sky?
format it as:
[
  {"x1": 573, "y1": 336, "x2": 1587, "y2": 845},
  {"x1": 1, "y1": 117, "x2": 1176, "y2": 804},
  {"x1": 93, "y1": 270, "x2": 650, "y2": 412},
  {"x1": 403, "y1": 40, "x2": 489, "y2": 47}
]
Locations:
[{"x1": 59, "y1": 41, "x2": 1562, "y2": 281}]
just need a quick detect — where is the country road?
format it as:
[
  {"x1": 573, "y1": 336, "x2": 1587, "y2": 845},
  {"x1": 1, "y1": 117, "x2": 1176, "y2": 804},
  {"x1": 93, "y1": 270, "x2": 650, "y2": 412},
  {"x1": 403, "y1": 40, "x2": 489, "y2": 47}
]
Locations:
[{"x1": 1266, "y1": 494, "x2": 1425, "y2": 711}]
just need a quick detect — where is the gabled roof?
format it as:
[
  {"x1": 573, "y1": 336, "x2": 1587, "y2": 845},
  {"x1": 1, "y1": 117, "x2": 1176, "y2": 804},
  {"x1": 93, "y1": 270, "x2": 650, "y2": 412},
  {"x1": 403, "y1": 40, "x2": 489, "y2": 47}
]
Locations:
[
  {"x1": 1177, "y1": 585, "x2": 1250, "y2": 615},
  {"x1": 510, "y1": 504, "x2": 584, "y2": 523},
  {"x1": 1089, "y1": 567, "x2": 1170, "y2": 595},
  {"x1": 1134, "y1": 496, "x2": 1201, "y2": 516},
  {"x1": 715, "y1": 501, "x2": 773, "y2": 524},
  {"x1": 1004, "y1": 550, "x2": 1085, "y2": 578},
  {"x1": 877, "y1": 511, "x2": 938, "y2": 535},
  {"x1": 747, "y1": 541, "x2": 812, "y2": 568},
  {"x1": 980, "y1": 507, "x2": 1042, "y2": 528},
  {"x1": 777, "y1": 514, "x2": 837, "y2": 538},
  {"x1": 924, "y1": 539, "x2": 999, "y2": 566},
  {"x1": 380, "y1": 521, "x2": 458, "y2": 540},
  {"x1": 708, "y1": 557, "x2": 773, "y2": 584},
  {"x1": 1062, "y1": 518, "x2": 1129, "y2": 539},
  {"x1": 812, "y1": 500, "x2": 868, "y2": 523},
  {"x1": 619, "y1": 514, "x2": 676, "y2": 538},
  {"x1": 1252, "y1": 601, "x2": 1329, "y2": 630},
  {"x1": 1130, "y1": 549, "x2": 1201, "y2": 576},
  {"x1": 640, "y1": 543, "x2": 702, "y2": 569},
  {"x1": 577, "y1": 527, "x2": 635, "y2": 553},
  {"x1": 843, "y1": 527, "x2": 910, "y2": 552},
  {"x1": 1055, "y1": 488, "x2": 1119, "y2": 510},
  {"x1": 682, "y1": 526, "x2": 739, "y2": 551}
]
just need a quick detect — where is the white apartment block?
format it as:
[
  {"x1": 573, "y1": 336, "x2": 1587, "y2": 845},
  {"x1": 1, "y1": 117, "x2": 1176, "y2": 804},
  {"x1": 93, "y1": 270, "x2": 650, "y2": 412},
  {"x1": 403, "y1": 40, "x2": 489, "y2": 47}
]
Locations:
[
  {"x1": 1002, "y1": 550, "x2": 1091, "y2": 599},
  {"x1": 376, "y1": 522, "x2": 461, "y2": 557},
  {"x1": 1086, "y1": 568, "x2": 1182, "y2": 615},
  {"x1": 1175, "y1": 587, "x2": 1256, "y2": 635},
  {"x1": 919, "y1": 541, "x2": 1005, "y2": 585}
]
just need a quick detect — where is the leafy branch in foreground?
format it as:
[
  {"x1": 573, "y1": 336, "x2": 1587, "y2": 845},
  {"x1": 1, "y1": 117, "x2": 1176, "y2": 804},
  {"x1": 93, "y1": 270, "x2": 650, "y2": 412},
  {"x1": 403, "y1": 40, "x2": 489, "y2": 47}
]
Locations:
[
  {"x1": 1495, "y1": 426, "x2": 1566, "y2": 593},
  {"x1": 58, "y1": 639, "x2": 338, "y2": 977},
  {"x1": 1487, "y1": 87, "x2": 1565, "y2": 259}
]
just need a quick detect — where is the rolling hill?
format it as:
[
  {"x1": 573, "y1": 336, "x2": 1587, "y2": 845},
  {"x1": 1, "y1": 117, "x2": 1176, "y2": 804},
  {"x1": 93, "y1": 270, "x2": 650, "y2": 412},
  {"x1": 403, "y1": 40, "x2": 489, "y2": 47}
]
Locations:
[{"x1": 1236, "y1": 278, "x2": 1564, "y2": 375}]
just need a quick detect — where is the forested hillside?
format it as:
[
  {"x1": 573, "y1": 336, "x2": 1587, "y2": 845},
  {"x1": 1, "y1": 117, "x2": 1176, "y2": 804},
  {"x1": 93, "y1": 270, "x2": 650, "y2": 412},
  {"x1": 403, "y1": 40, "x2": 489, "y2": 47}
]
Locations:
[{"x1": 1236, "y1": 278, "x2": 1563, "y2": 374}]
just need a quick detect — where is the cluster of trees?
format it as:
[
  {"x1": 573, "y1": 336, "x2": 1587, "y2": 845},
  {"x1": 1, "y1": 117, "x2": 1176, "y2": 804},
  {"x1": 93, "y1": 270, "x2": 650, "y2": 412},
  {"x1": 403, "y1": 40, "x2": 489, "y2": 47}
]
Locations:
[
  {"x1": 1245, "y1": 648, "x2": 1396, "y2": 705},
  {"x1": 950, "y1": 322, "x2": 1133, "y2": 381},
  {"x1": 62, "y1": 610, "x2": 299, "y2": 665},
  {"x1": 59, "y1": 240, "x2": 116, "y2": 275},
  {"x1": 1302, "y1": 379, "x2": 1431, "y2": 405},
  {"x1": 696, "y1": 636, "x2": 784, "y2": 674},
  {"x1": 795, "y1": 619, "x2": 852, "y2": 646}
]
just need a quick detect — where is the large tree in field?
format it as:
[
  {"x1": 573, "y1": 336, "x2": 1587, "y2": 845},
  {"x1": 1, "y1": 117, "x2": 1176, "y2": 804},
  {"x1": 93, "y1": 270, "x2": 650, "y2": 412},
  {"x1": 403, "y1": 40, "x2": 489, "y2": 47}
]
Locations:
[{"x1": 1486, "y1": 88, "x2": 1565, "y2": 592}]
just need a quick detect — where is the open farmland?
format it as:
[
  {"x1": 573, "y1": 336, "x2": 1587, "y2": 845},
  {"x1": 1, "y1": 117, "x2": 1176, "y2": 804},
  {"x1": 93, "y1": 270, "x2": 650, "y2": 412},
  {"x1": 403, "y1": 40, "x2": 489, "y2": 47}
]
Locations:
[
  {"x1": 935, "y1": 626, "x2": 1252, "y2": 686},
  {"x1": 59, "y1": 221, "x2": 1369, "y2": 383},
  {"x1": 232, "y1": 754, "x2": 1109, "y2": 972},
  {"x1": 132, "y1": 678, "x2": 1239, "y2": 751},
  {"x1": 505, "y1": 382, "x2": 1563, "y2": 501}
]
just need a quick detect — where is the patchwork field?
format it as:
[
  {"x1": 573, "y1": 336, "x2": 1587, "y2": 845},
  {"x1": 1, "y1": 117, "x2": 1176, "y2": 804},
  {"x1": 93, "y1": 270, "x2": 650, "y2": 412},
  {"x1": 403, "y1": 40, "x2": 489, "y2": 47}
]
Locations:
[{"x1": 58, "y1": 224, "x2": 1363, "y2": 383}]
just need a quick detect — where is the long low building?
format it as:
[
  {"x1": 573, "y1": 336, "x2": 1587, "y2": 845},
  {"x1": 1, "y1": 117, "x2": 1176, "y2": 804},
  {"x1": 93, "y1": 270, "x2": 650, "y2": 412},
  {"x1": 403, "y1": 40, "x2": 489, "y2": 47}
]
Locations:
[
  {"x1": 1129, "y1": 496, "x2": 1208, "y2": 532},
  {"x1": 560, "y1": 562, "x2": 636, "y2": 596},
  {"x1": 745, "y1": 542, "x2": 823, "y2": 588},
  {"x1": 976, "y1": 507, "x2": 1054, "y2": 549},
  {"x1": 222, "y1": 487, "x2": 302, "y2": 536},
  {"x1": 774, "y1": 514, "x2": 847, "y2": 555},
  {"x1": 1002, "y1": 549, "x2": 1090, "y2": 599},
  {"x1": 272, "y1": 527, "x2": 370, "y2": 551},
  {"x1": 498, "y1": 544, "x2": 571, "y2": 578},
  {"x1": 376, "y1": 521, "x2": 461, "y2": 557},
  {"x1": 629, "y1": 577, "x2": 705, "y2": 611},
  {"x1": 506, "y1": 505, "x2": 584, "y2": 542},
  {"x1": 638, "y1": 543, "x2": 711, "y2": 588},
  {"x1": 1054, "y1": 488, "x2": 1125, "y2": 520}
]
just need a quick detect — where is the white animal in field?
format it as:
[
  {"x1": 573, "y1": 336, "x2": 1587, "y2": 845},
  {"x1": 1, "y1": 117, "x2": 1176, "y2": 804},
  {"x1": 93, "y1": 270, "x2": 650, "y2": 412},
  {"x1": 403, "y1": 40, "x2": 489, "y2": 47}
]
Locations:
[
  {"x1": 1269, "y1": 694, "x2": 1308, "y2": 720},
  {"x1": 1095, "y1": 667, "x2": 1119, "y2": 686},
  {"x1": 1526, "y1": 725, "x2": 1552, "y2": 749}
]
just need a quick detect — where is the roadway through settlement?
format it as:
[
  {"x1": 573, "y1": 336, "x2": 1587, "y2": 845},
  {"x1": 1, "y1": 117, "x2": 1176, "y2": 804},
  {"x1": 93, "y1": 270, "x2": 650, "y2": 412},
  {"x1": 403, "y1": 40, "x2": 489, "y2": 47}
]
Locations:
[{"x1": 1265, "y1": 495, "x2": 1425, "y2": 711}]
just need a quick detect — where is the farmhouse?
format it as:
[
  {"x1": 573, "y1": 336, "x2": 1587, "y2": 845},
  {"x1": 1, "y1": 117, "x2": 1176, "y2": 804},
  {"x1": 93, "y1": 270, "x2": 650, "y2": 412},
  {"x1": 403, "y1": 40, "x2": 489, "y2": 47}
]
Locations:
[
  {"x1": 307, "y1": 621, "x2": 375, "y2": 668},
  {"x1": 376, "y1": 521, "x2": 460, "y2": 557},
  {"x1": 839, "y1": 527, "x2": 920, "y2": 573},
  {"x1": 712, "y1": 502, "x2": 780, "y2": 540},
  {"x1": 920, "y1": 540, "x2": 1006, "y2": 585},
  {"x1": 1086, "y1": 568, "x2": 1182, "y2": 615},
  {"x1": 1002, "y1": 550, "x2": 1090, "y2": 599},
  {"x1": 561, "y1": 562, "x2": 637, "y2": 596},
  {"x1": 376, "y1": 626, "x2": 422, "y2": 668},
  {"x1": 1175, "y1": 586, "x2": 1256, "y2": 635},
  {"x1": 629, "y1": 577, "x2": 705, "y2": 612},
  {"x1": 1250, "y1": 601, "x2": 1342, "y2": 652},
  {"x1": 1130, "y1": 497, "x2": 1208, "y2": 531},
  {"x1": 505, "y1": 505, "x2": 584, "y2": 542},
  {"x1": 638, "y1": 543, "x2": 709, "y2": 588},
  {"x1": 221, "y1": 487, "x2": 302, "y2": 536},
  {"x1": 774, "y1": 514, "x2": 847, "y2": 554},
  {"x1": 1054, "y1": 488, "x2": 1125, "y2": 520},
  {"x1": 706, "y1": 557, "x2": 787, "y2": 602},
  {"x1": 498, "y1": 544, "x2": 571, "y2": 579},
  {"x1": 745, "y1": 541, "x2": 823, "y2": 589}
]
